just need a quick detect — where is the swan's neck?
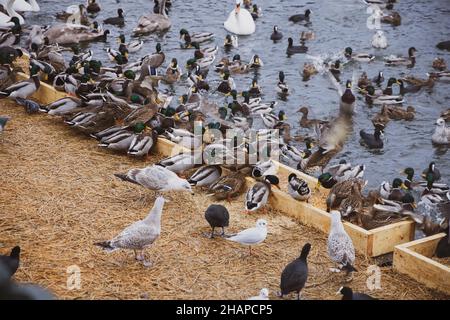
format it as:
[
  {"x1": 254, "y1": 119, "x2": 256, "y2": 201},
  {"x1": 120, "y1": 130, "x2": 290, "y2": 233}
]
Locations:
[
  {"x1": 6, "y1": 0, "x2": 22, "y2": 21},
  {"x1": 159, "y1": 0, "x2": 167, "y2": 18}
]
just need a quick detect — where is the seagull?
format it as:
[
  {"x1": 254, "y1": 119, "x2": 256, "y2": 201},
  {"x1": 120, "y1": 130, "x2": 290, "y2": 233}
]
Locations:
[
  {"x1": 94, "y1": 197, "x2": 165, "y2": 267},
  {"x1": 327, "y1": 211, "x2": 357, "y2": 274},
  {"x1": 204, "y1": 204, "x2": 229, "y2": 238},
  {"x1": 247, "y1": 288, "x2": 269, "y2": 300},
  {"x1": 0, "y1": 246, "x2": 20, "y2": 279},
  {"x1": 280, "y1": 243, "x2": 310, "y2": 300},
  {"x1": 114, "y1": 165, "x2": 194, "y2": 194},
  {"x1": 226, "y1": 219, "x2": 268, "y2": 255}
]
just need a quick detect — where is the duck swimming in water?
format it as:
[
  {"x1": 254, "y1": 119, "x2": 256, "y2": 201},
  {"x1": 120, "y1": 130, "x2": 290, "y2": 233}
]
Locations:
[{"x1": 224, "y1": 0, "x2": 256, "y2": 36}]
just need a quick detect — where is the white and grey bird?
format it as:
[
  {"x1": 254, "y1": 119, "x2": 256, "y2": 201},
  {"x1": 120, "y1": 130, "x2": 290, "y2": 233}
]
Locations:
[
  {"x1": 248, "y1": 288, "x2": 269, "y2": 300},
  {"x1": 432, "y1": 118, "x2": 450, "y2": 145},
  {"x1": 114, "y1": 165, "x2": 194, "y2": 194},
  {"x1": 226, "y1": 219, "x2": 268, "y2": 255},
  {"x1": 94, "y1": 197, "x2": 165, "y2": 267},
  {"x1": 287, "y1": 173, "x2": 311, "y2": 202},
  {"x1": 188, "y1": 165, "x2": 222, "y2": 187},
  {"x1": 327, "y1": 211, "x2": 357, "y2": 274}
]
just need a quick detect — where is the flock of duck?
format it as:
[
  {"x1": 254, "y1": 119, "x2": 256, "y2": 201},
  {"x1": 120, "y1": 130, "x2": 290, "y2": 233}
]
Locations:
[{"x1": 0, "y1": 0, "x2": 450, "y2": 300}]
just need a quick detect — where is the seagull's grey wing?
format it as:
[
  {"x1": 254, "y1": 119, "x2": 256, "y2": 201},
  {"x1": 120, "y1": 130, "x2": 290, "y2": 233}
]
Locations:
[
  {"x1": 328, "y1": 232, "x2": 355, "y2": 264},
  {"x1": 134, "y1": 166, "x2": 168, "y2": 190},
  {"x1": 227, "y1": 227, "x2": 265, "y2": 245},
  {"x1": 110, "y1": 222, "x2": 159, "y2": 250}
]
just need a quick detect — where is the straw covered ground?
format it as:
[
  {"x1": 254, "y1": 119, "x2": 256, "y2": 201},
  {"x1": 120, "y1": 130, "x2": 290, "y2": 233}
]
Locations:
[{"x1": 1, "y1": 100, "x2": 449, "y2": 300}]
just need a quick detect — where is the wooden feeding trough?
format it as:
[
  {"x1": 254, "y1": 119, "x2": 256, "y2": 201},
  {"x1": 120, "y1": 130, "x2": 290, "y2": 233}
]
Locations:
[
  {"x1": 15, "y1": 71, "x2": 415, "y2": 258},
  {"x1": 394, "y1": 233, "x2": 450, "y2": 295}
]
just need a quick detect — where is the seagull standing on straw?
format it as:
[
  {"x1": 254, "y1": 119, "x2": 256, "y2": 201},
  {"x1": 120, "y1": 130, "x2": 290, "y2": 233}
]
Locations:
[
  {"x1": 226, "y1": 219, "x2": 268, "y2": 255},
  {"x1": 327, "y1": 210, "x2": 357, "y2": 275},
  {"x1": 95, "y1": 196, "x2": 165, "y2": 267}
]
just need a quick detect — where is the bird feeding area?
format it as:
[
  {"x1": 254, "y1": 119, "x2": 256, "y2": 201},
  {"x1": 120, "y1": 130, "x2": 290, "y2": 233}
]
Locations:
[{"x1": 0, "y1": 73, "x2": 448, "y2": 299}]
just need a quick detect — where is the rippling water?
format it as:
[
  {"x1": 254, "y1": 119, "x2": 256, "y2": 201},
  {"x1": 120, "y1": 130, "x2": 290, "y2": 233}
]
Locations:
[{"x1": 24, "y1": 0, "x2": 450, "y2": 188}]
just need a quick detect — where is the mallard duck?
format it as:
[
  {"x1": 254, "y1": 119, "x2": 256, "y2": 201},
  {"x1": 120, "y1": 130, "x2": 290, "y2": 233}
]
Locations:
[
  {"x1": 317, "y1": 172, "x2": 338, "y2": 189},
  {"x1": 432, "y1": 58, "x2": 447, "y2": 71},
  {"x1": 326, "y1": 179, "x2": 366, "y2": 212},
  {"x1": 339, "y1": 183, "x2": 364, "y2": 217},
  {"x1": 441, "y1": 109, "x2": 450, "y2": 122},
  {"x1": 0, "y1": 73, "x2": 40, "y2": 100},
  {"x1": 248, "y1": 78, "x2": 262, "y2": 98},
  {"x1": 162, "y1": 58, "x2": 181, "y2": 84},
  {"x1": 217, "y1": 72, "x2": 235, "y2": 95},
  {"x1": 299, "y1": 146, "x2": 340, "y2": 177},
  {"x1": 188, "y1": 165, "x2": 222, "y2": 187},
  {"x1": 261, "y1": 110, "x2": 286, "y2": 129},
  {"x1": 344, "y1": 47, "x2": 374, "y2": 62},
  {"x1": 298, "y1": 106, "x2": 327, "y2": 128},
  {"x1": 331, "y1": 162, "x2": 365, "y2": 183},
  {"x1": 104, "y1": 8, "x2": 124, "y2": 26},
  {"x1": 385, "y1": 105, "x2": 415, "y2": 121},
  {"x1": 224, "y1": 34, "x2": 238, "y2": 48},
  {"x1": 277, "y1": 71, "x2": 289, "y2": 95},
  {"x1": 382, "y1": 178, "x2": 407, "y2": 201},
  {"x1": 246, "y1": 175, "x2": 279, "y2": 213},
  {"x1": 381, "y1": 11, "x2": 401, "y2": 26},
  {"x1": 43, "y1": 96, "x2": 83, "y2": 115},
  {"x1": 280, "y1": 143, "x2": 305, "y2": 165},
  {"x1": 250, "y1": 101, "x2": 276, "y2": 115},
  {"x1": 208, "y1": 170, "x2": 247, "y2": 201},
  {"x1": 372, "y1": 107, "x2": 390, "y2": 127},
  {"x1": 329, "y1": 60, "x2": 341, "y2": 81},
  {"x1": 288, "y1": 174, "x2": 311, "y2": 202},
  {"x1": 302, "y1": 62, "x2": 318, "y2": 81},
  {"x1": 360, "y1": 126, "x2": 384, "y2": 149},
  {"x1": 117, "y1": 34, "x2": 143, "y2": 53},
  {"x1": 106, "y1": 48, "x2": 128, "y2": 65},
  {"x1": 428, "y1": 71, "x2": 450, "y2": 83},
  {"x1": 192, "y1": 42, "x2": 218, "y2": 58},
  {"x1": 420, "y1": 173, "x2": 448, "y2": 205},
  {"x1": 180, "y1": 28, "x2": 214, "y2": 44},
  {"x1": 98, "y1": 129, "x2": 136, "y2": 152},
  {"x1": 372, "y1": 71, "x2": 385, "y2": 87},
  {"x1": 286, "y1": 37, "x2": 307, "y2": 55},
  {"x1": 270, "y1": 25, "x2": 282, "y2": 41},
  {"x1": 364, "y1": 86, "x2": 404, "y2": 105},
  {"x1": 289, "y1": 9, "x2": 311, "y2": 23},
  {"x1": 437, "y1": 40, "x2": 450, "y2": 51},
  {"x1": 422, "y1": 162, "x2": 441, "y2": 182},
  {"x1": 0, "y1": 46, "x2": 23, "y2": 65},
  {"x1": 385, "y1": 47, "x2": 416, "y2": 67},
  {"x1": 157, "y1": 152, "x2": 198, "y2": 174},
  {"x1": 372, "y1": 30, "x2": 388, "y2": 49},
  {"x1": 0, "y1": 31, "x2": 18, "y2": 48},
  {"x1": 0, "y1": 65, "x2": 14, "y2": 90},
  {"x1": 165, "y1": 127, "x2": 202, "y2": 149},
  {"x1": 86, "y1": 0, "x2": 100, "y2": 13},
  {"x1": 250, "y1": 4, "x2": 262, "y2": 19},
  {"x1": 339, "y1": 80, "x2": 356, "y2": 115},
  {"x1": 252, "y1": 159, "x2": 278, "y2": 178},
  {"x1": 186, "y1": 55, "x2": 215, "y2": 71},
  {"x1": 128, "y1": 128, "x2": 158, "y2": 157},
  {"x1": 401, "y1": 167, "x2": 418, "y2": 191},
  {"x1": 133, "y1": 0, "x2": 171, "y2": 35},
  {"x1": 249, "y1": 54, "x2": 263, "y2": 69},
  {"x1": 138, "y1": 43, "x2": 165, "y2": 80},
  {"x1": 64, "y1": 106, "x2": 119, "y2": 135}
]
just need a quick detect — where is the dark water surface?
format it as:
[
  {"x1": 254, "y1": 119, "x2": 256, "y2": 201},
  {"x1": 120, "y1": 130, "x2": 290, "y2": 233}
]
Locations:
[{"x1": 25, "y1": 0, "x2": 450, "y2": 188}]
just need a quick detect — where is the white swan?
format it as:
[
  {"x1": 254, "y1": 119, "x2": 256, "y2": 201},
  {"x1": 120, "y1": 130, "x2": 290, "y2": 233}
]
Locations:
[
  {"x1": 0, "y1": 0, "x2": 25, "y2": 27},
  {"x1": 372, "y1": 30, "x2": 388, "y2": 49},
  {"x1": 224, "y1": 0, "x2": 255, "y2": 35},
  {"x1": 0, "y1": 0, "x2": 38, "y2": 12}
]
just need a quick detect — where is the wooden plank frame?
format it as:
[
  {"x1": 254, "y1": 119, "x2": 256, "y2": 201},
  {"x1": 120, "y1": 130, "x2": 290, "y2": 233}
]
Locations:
[{"x1": 394, "y1": 233, "x2": 450, "y2": 295}]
